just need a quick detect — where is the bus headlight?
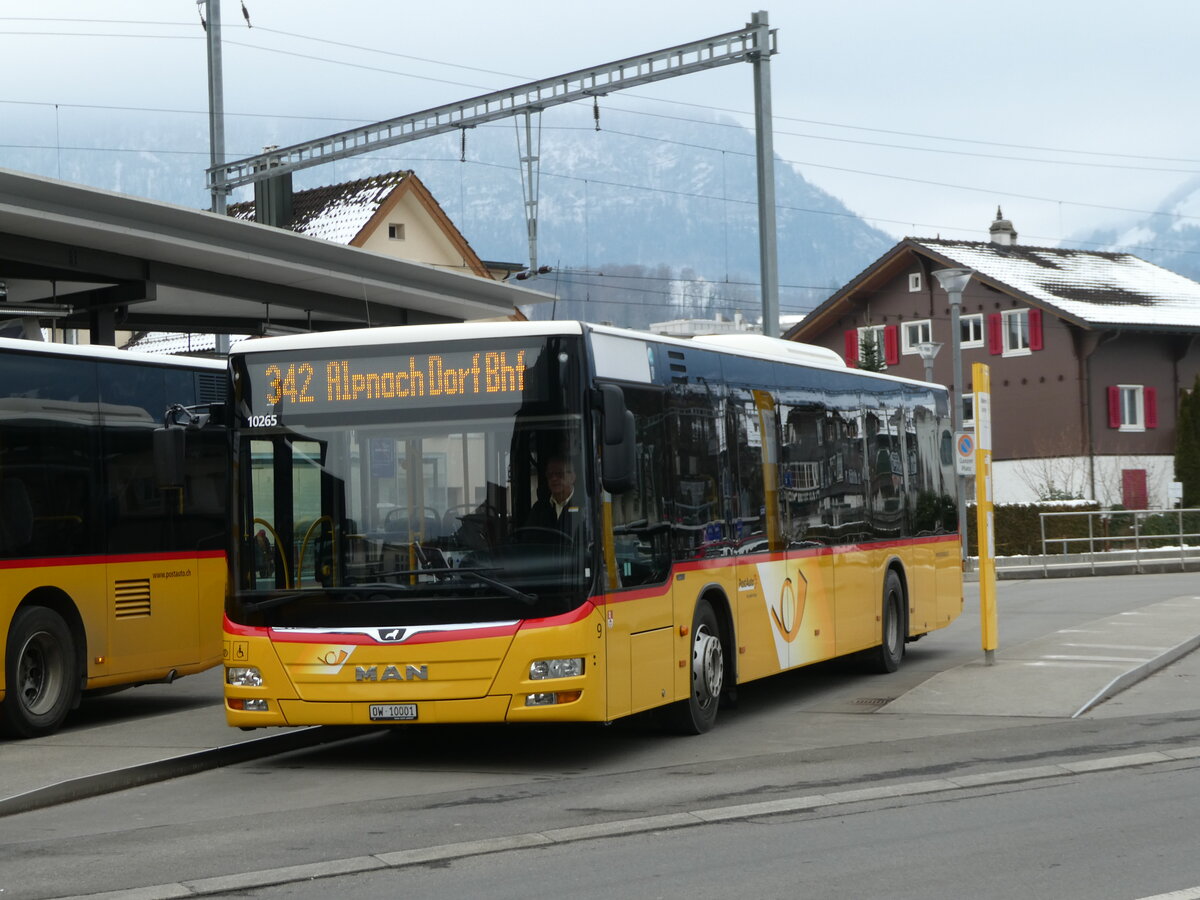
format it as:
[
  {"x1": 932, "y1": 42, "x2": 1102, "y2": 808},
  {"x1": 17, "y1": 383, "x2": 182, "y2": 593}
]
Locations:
[
  {"x1": 226, "y1": 666, "x2": 263, "y2": 687},
  {"x1": 526, "y1": 691, "x2": 582, "y2": 707},
  {"x1": 530, "y1": 658, "x2": 584, "y2": 680},
  {"x1": 228, "y1": 698, "x2": 269, "y2": 712}
]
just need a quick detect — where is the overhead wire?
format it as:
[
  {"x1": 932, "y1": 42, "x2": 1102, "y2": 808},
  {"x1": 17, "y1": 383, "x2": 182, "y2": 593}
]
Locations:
[{"x1": 2, "y1": 15, "x2": 1196, "y2": 258}]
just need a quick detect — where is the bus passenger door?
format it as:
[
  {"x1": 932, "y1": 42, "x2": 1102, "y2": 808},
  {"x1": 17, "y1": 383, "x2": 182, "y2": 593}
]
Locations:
[
  {"x1": 729, "y1": 387, "x2": 807, "y2": 682},
  {"x1": 103, "y1": 421, "x2": 203, "y2": 676},
  {"x1": 601, "y1": 385, "x2": 674, "y2": 719},
  {"x1": 774, "y1": 394, "x2": 834, "y2": 671},
  {"x1": 827, "y1": 399, "x2": 875, "y2": 656}
]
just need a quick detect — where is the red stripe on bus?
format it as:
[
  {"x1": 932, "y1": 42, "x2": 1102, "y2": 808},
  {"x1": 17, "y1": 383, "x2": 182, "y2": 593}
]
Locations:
[
  {"x1": 516, "y1": 604, "x2": 596, "y2": 630},
  {"x1": 0, "y1": 550, "x2": 226, "y2": 570},
  {"x1": 224, "y1": 603, "x2": 598, "y2": 645},
  {"x1": 268, "y1": 623, "x2": 521, "y2": 645},
  {"x1": 596, "y1": 533, "x2": 961, "y2": 605}
]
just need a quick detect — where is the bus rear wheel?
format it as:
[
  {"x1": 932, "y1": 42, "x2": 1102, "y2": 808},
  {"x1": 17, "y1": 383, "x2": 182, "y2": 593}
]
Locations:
[
  {"x1": 869, "y1": 570, "x2": 905, "y2": 674},
  {"x1": 2, "y1": 606, "x2": 80, "y2": 738},
  {"x1": 667, "y1": 598, "x2": 725, "y2": 735}
]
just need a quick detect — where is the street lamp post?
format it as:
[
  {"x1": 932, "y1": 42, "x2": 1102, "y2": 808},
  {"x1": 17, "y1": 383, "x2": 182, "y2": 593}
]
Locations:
[
  {"x1": 932, "y1": 267, "x2": 974, "y2": 562},
  {"x1": 917, "y1": 340, "x2": 942, "y2": 385}
]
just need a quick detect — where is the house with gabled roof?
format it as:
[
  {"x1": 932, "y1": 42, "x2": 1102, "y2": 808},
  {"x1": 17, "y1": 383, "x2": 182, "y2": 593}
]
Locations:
[
  {"x1": 121, "y1": 170, "x2": 526, "y2": 354},
  {"x1": 785, "y1": 210, "x2": 1200, "y2": 509},
  {"x1": 227, "y1": 169, "x2": 505, "y2": 280}
]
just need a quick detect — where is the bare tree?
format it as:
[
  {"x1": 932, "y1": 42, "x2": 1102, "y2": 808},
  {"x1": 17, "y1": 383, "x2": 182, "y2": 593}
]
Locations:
[{"x1": 1012, "y1": 427, "x2": 1089, "y2": 501}]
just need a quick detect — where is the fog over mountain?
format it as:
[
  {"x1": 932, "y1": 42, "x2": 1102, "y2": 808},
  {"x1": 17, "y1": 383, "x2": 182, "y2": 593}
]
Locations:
[
  {"x1": 1069, "y1": 176, "x2": 1200, "y2": 283},
  {"x1": 5, "y1": 103, "x2": 895, "y2": 330}
]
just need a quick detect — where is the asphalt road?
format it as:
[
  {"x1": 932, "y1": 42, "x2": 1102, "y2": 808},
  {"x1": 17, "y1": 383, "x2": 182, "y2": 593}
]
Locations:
[
  {"x1": 244, "y1": 760, "x2": 1200, "y2": 900},
  {"x1": 3, "y1": 572, "x2": 1200, "y2": 900}
]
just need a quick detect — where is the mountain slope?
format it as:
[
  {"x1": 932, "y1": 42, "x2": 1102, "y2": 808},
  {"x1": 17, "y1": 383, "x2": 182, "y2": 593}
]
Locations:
[
  {"x1": 1069, "y1": 176, "x2": 1200, "y2": 283},
  {"x1": 3, "y1": 104, "x2": 894, "y2": 327}
]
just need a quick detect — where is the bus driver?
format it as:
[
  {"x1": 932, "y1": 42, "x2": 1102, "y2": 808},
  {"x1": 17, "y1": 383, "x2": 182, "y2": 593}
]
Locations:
[{"x1": 523, "y1": 454, "x2": 582, "y2": 542}]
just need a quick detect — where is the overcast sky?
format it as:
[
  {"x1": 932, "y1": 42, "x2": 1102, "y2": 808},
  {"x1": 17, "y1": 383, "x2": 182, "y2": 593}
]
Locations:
[{"x1": 3, "y1": 0, "x2": 1198, "y2": 246}]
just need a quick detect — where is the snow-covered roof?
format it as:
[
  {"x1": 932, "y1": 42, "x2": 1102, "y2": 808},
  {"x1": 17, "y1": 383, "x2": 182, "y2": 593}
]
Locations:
[
  {"x1": 122, "y1": 331, "x2": 250, "y2": 356},
  {"x1": 228, "y1": 171, "x2": 410, "y2": 244},
  {"x1": 915, "y1": 238, "x2": 1200, "y2": 329}
]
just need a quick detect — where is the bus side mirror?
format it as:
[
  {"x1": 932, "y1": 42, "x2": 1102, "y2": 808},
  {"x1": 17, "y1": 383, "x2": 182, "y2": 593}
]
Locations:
[
  {"x1": 599, "y1": 385, "x2": 636, "y2": 495},
  {"x1": 154, "y1": 402, "x2": 220, "y2": 490},
  {"x1": 154, "y1": 426, "x2": 186, "y2": 490}
]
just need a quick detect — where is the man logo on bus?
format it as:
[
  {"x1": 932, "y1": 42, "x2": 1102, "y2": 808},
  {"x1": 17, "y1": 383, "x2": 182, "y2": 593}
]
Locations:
[{"x1": 770, "y1": 574, "x2": 807, "y2": 643}]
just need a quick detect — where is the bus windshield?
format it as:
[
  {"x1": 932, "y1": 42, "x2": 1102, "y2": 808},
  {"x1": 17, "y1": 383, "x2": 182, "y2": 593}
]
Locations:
[{"x1": 230, "y1": 335, "x2": 592, "y2": 627}]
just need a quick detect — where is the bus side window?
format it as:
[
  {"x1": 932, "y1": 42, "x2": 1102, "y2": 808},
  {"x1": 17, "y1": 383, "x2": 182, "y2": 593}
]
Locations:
[
  {"x1": 0, "y1": 478, "x2": 33, "y2": 554},
  {"x1": 608, "y1": 387, "x2": 670, "y2": 588}
]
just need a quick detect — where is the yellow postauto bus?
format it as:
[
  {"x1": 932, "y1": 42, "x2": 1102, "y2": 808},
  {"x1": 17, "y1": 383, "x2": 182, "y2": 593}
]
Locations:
[
  {"x1": 0, "y1": 337, "x2": 227, "y2": 738},
  {"x1": 224, "y1": 321, "x2": 962, "y2": 733}
]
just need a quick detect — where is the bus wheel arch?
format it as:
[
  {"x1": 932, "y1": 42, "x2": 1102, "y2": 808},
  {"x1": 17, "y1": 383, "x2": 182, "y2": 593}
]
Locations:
[
  {"x1": 2, "y1": 589, "x2": 85, "y2": 738},
  {"x1": 869, "y1": 565, "x2": 907, "y2": 674}
]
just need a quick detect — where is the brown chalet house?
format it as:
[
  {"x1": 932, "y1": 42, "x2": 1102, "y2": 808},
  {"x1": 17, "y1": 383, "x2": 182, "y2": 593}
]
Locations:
[{"x1": 785, "y1": 211, "x2": 1200, "y2": 509}]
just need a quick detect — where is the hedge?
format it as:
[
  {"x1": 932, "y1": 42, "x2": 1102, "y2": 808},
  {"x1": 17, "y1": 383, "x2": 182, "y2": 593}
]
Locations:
[{"x1": 964, "y1": 504, "x2": 1200, "y2": 557}]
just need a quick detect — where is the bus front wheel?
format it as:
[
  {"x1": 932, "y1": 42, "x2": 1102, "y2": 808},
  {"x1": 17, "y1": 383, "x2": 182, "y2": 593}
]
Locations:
[
  {"x1": 2, "y1": 606, "x2": 80, "y2": 738},
  {"x1": 668, "y1": 598, "x2": 725, "y2": 735}
]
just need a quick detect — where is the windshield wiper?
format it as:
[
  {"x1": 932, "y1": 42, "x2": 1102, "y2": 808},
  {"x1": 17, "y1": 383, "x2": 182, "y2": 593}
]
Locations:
[
  {"x1": 246, "y1": 568, "x2": 537, "y2": 609},
  {"x1": 452, "y1": 567, "x2": 537, "y2": 606},
  {"x1": 241, "y1": 591, "x2": 314, "y2": 613},
  {"x1": 371, "y1": 567, "x2": 536, "y2": 606}
]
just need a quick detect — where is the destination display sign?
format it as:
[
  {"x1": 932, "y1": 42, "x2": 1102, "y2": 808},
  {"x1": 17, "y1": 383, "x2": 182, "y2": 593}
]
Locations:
[{"x1": 244, "y1": 345, "x2": 545, "y2": 417}]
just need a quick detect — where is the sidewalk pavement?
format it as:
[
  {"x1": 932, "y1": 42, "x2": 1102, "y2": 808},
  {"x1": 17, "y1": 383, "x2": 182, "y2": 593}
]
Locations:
[
  {"x1": 0, "y1": 671, "x2": 358, "y2": 818},
  {"x1": 885, "y1": 593, "x2": 1200, "y2": 718},
  {"x1": 3, "y1": 591, "x2": 1200, "y2": 819}
]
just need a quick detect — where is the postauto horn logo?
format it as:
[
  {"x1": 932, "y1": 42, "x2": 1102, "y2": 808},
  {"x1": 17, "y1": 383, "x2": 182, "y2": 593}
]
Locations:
[{"x1": 770, "y1": 574, "x2": 807, "y2": 643}]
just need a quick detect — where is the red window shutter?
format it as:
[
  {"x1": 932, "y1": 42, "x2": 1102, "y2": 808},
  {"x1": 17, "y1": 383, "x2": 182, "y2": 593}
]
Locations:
[
  {"x1": 1108, "y1": 386, "x2": 1121, "y2": 428},
  {"x1": 844, "y1": 330, "x2": 859, "y2": 367},
  {"x1": 1028, "y1": 308, "x2": 1043, "y2": 350},
  {"x1": 988, "y1": 313, "x2": 1003, "y2": 355},
  {"x1": 1145, "y1": 387, "x2": 1158, "y2": 428},
  {"x1": 884, "y1": 325, "x2": 899, "y2": 366}
]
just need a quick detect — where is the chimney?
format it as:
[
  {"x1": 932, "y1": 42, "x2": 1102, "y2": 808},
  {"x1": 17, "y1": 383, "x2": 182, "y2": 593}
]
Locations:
[
  {"x1": 253, "y1": 146, "x2": 294, "y2": 229},
  {"x1": 989, "y1": 206, "x2": 1017, "y2": 247}
]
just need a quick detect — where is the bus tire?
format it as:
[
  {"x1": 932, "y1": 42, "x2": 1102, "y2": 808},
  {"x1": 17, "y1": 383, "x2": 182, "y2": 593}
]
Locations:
[
  {"x1": 2, "y1": 606, "x2": 80, "y2": 738},
  {"x1": 869, "y1": 570, "x2": 905, "y2": 674},
  {"x1": 667, "y1": 597, "x2": 725, "y2": 735}
]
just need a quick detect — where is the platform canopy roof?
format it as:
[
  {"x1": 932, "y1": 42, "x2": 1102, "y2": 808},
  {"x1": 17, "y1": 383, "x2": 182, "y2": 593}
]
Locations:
[{"x1": 0, "y1": 168, "x2": 549, "y2": 343}]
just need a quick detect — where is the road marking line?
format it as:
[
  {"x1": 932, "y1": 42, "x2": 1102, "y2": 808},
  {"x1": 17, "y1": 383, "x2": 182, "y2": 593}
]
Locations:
[
  {"x1": 1132, "y1": 887, "x2": 1200, "y2": 900},
  {"x1": 49, "y1": 745, "x2": 1200, "y2": 900},
  {"x1": 1041, "y1": 654, "x2": 1154, "y2": 663},
  {"x1": 1025, "y1": 661, "x2": 1128, "y2": 669},
  {"x1": 1062, "y1": 643, "x2": 1170, "y2": 651}
]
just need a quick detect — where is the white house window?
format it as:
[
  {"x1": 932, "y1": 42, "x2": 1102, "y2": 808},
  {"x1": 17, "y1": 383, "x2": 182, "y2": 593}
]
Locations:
[
  {"x1": 1118, "y1": 385, "x2": 1144, "y2": 432},
  {"x1": 1002, "y1": 308, "x2": 1031, "y2": 356},
  {"x1": 857, "y1": 325, "x2": 887, "y2": 368},
  {"x1": 961, "y1": 393, "x2": 975, "y2": 429},
  {"x1": 908, "y1": 273, "x2": 922, "y2": 292},
  {"x1": 388, "y1": 223, "x2": 406, "y2": 240},
  {"x1": 961, "y1": 313, "x2": 984, "y2": 349},
  {"x1": 901, "y1": 320, "x2": 932, "y2": 354}
]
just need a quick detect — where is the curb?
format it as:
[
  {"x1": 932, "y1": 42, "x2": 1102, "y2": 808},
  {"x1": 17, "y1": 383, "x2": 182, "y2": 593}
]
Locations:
[
  {"x1": 1072, "y1": 631, "x2": 1200, "y2": 718},
  {"x1": 0, "y1": 726, "x2": 365, "y2": 818}
]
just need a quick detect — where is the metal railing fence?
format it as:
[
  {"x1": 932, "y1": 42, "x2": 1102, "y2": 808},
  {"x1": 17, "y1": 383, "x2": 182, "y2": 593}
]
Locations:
[{"x1": 1038, "y1": 508, "x2": 1200, "y2": 575}]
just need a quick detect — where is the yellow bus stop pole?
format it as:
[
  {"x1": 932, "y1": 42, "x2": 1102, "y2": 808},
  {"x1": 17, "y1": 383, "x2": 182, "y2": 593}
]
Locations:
[{"x1": 973, "y1": 362, "x2": 998, "y2": 664}]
